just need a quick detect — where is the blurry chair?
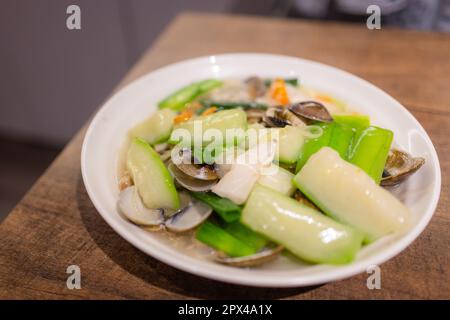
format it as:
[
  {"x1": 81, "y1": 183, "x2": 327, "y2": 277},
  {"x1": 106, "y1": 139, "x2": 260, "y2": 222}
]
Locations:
[{"x1": 291, "y1": 0, "x2": 449, "y2": 32}]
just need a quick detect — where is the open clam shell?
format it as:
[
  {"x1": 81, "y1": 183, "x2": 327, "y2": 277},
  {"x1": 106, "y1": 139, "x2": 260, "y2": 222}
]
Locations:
[
  {"x1": 381, "y1": 149, "x2": 425, "y2": 186},
  {"x1": 263, "y1": 106, "x2": 306, "y2": 128},
  {"x1": 172, "y1": 147, "x2": 218, "y2": 181},
  {"x1": 163, "y1": 191, "x2": 192, "y2": 219},
  {"x1": 168, "y1": 162, "x2": 218, "y2": 192},
  {"x1": 288, "y1": 101, "x2": 333, "y2": 123},
  {"x1": 118, "y1": 186, "x2": 165, "y2": 226},
  {"x1": 165, "y1": 200, "x2": 213, "y2": 233},
  {"x1": 119, "y1": 186, "x2": 212, "y2": 232}
]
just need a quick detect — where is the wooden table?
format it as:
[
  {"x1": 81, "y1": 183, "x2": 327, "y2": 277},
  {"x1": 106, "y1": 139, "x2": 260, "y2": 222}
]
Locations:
[{"x1": 0, "y1": 12, "x2": 449, "y2": 299}]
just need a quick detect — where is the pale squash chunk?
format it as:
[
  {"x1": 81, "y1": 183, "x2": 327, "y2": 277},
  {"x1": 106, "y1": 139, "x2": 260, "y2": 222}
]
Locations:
[
  {"x1": 293, "y1": 147, "x2": 410, "y2": 242},
  {"x1": 126, "y1": 138, "x2": 179, "y2": 210},
  {"x1": 257, "y1": 165, "x2": 295, "y2": 196},
  {"x1": 169, "y1": 109, "x2": 247, "y2": 146},
  {"x1": 276, "y1": 125, "x2": 305, "y2": 164},
  {"x1": 241, "y1": 184, "x2": 363, "y2": 264},
  {"x1": 130, "y1": 109, "x2": 176, "y2": 144}
]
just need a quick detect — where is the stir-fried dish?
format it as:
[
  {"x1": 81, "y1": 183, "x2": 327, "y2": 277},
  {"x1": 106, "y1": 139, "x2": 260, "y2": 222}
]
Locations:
[{"x1": 118, "y1": 77, "x2": 425, "y2": 267}]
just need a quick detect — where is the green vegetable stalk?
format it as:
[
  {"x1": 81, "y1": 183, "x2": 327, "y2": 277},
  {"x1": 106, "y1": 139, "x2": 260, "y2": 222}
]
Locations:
[
  {"x1": 348, "y1": 126, "x2": 393, "y2": 183},
  {"x1": 328, "y1": 123, "x2": 354, "y2": 160},
  {"x1": 264, "y1": 78, "x2": 299, "y2": 87},
  {"x1": 197, "y1": 79, "x2": 222, "y2": 92},
  {"x1": 198, "y1": 101, "x2": 268, "y2": 114},
  {"x1": 223, "y1": 221, "x2": 267, "y2": 252},
  {"x1": 158, "y1": 79, "x2": 222, "y2": 111},
  {"x1": 196, "y1": 222, "x2": 256, "y2": 257},
  {"x1": 190, "y1": 192, "x2": 241, "y2": 223},
  {"x1": 333, "y1": 114, "x2": 370, "y2": 130},
  {"x1": 296, "y1": 115, "x2": 372, "y2": 172},
  {"x1": 296, "y1": 122, "x2": 334, "y2": 172}
]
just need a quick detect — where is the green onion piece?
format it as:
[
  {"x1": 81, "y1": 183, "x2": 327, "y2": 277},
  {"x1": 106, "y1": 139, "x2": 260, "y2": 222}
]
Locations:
[
  {"x1": 348, "y1": 126, "x2": 393, "y2": 183},
  {"x1": 197, "y1": 101, "x2": 268, "y2": 114},
  {"x1": 158, "y1": 79, "x2": 223, "y2": 111},
  {"x1": 264, "y1": 78, "x2": 299, "y2": 87},
  {"x1": 285, "y1": 78, "x2": 299, "y2": 86},
  {"x1": 190, "y1": 192, "x2": 241, "y2": 223},
  {"x1": 196, "y1": 222, "x2": 256, "y2": 257},
  {"x1": 197, "y1": 79, "x2": 222, "y2": 92},
  {"x1": 223, "y1": 221, "x2": 267, "y2": 252}
]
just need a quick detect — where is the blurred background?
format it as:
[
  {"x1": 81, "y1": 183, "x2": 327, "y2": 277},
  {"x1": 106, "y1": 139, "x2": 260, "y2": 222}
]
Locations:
[{"x1": 1, "y1": 0, "x2": 449, "y2": 219}]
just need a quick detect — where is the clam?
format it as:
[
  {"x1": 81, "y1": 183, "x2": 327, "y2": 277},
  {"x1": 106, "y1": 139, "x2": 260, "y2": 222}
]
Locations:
[
  {"x1": 288, "y1": 101, "x2": 333, "y2": 123},
  {"x1": 165, "y1": 200, "x2": 212, "y2": 233},
  {"x1": 119, "y1": 186, "x2": 212, "y2": 232},
  {"x1": 163, "y1": 191, "x2": 192, "y2": 218},
  {"x1": 168, "y1": 162, "x2": 218, "y2": 192},
  {"x1": 118, "y1": 186, "x2": 165, "y2": 226},
  {"x1": 213, "y1": 147, "x2": 244, "y2": 178},
  {"x1": 172, "y1": 147, "x2": 218, "y2": 180},
  {"x1": 215, "y1": 245, "x2": 284, "y2": 267},
  {"x1": 263, "y1": 115, "x2": 289, "y2": 128},
  {"x1": 245, "y1": 76, "x2": 267, "y2": 99},
  {"x1": 381, "y1": 149, "x2": 425, "y2": 186},
  {"x1": 263, "y1": 106, "x2": 306, "y2": 128}
]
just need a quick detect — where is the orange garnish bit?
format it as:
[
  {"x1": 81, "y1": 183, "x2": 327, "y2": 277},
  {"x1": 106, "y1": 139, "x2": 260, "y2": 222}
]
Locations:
[
  {"x1": 173, "y1": 110, "x2": 193, "y2": 124},
  {"x1": 271, "y1": 78, "x2": 290, "y2": 105},
  {"x1": 201, "y1": 106, "x2": 218, "y2": 116},
  {"x1": 315, "y1": 94, "x2": 333, "y2": 103}
]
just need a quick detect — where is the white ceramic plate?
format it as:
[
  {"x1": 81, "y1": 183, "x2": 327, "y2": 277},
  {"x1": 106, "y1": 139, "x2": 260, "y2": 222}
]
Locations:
[{"x1": 81, "y1": 53, "x2": 441, "y2": 287}]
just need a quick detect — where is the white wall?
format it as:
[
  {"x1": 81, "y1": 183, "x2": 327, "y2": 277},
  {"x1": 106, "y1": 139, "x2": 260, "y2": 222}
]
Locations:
[{"x1": 0, "y1": 0, "x2": 266, "y2": 144}]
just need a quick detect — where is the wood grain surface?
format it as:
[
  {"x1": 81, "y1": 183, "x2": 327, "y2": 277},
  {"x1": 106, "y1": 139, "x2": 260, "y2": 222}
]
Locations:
[{"x1": 0, "y1": 12, "x2": 449, "y2": 299}]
